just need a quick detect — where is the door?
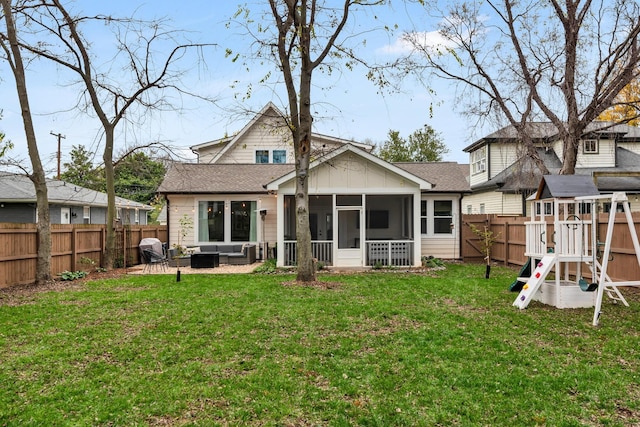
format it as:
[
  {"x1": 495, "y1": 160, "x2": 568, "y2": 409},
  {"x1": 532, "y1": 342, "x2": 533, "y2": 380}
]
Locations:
[
  {"x1": 335, "y1": 208, "x2": 363, "y2": 267},
  {"x1": 60, "y1": 207, "x2": 71, "y2": 224}
]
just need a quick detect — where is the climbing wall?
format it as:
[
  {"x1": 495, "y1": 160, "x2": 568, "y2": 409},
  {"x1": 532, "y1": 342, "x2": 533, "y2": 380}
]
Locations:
[{"x1": 513, "y1": 254, "x2": 556, "y2": 309}]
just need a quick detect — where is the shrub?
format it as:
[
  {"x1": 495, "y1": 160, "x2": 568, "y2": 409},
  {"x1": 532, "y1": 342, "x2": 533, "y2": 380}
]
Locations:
[{"x1": 59, "y1": 270, "x2": 88, "y2": 281}]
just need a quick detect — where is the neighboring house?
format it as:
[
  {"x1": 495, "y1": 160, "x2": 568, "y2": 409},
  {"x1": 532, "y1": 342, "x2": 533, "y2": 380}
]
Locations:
[
  {"x1": 0, "y1": 172, "x2": 152, "y2": 225},
  {"x1": 158, "y1": 104, "x2": 471, "y2": 268},
  {"x1": 463, "y1": 122, "x2": 640, "y2": 215}
]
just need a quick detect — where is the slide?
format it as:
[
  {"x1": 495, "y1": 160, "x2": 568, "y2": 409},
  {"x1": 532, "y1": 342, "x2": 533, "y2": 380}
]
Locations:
[
  {"x1": 513, "y1": 254, "x2": 556, "y2": 309},
  {"x1": 509, "y1": 258, "x2": 532, "y2": 292}
]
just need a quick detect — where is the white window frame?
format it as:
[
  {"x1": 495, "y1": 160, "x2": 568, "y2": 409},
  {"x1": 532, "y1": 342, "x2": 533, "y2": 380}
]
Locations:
[
  {"x1": 583, "y1": 139, "x2": 598, "y2": 154},
  {"x1": 272, "y1": 149, "x2": 287, "y2": 164},
  {"x1": 471, "y1": 146, "x2": 487, "y2": 174},
  {"x1": 255, "y1": 150, "x2": 269, "y2": 163},
  {"x1": 83, "y1": 206, "x2": 90, "y2": 219},
  {"x1": 421, "y1": 198, "x2": 456, "y2": 237}
]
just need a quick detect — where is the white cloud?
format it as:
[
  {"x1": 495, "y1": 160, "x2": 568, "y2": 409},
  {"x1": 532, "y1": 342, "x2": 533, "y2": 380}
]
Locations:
[{"x1": 377, "y1": 30, "x2": 455, "y2": 56}]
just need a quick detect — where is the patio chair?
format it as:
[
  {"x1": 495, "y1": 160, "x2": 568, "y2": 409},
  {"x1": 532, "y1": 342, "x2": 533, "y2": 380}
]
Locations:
[{"x1": 142, "y1": 248, "x2": 168, "y2": 273}]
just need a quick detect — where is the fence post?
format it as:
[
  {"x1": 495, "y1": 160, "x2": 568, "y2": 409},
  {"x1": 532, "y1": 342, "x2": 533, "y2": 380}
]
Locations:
[{"x1": 503, "y1": 221, "x2": 510, "y2": 266}]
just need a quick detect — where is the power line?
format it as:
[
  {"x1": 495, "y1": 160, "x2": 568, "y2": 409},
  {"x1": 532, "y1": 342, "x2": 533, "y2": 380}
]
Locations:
[{"x1": 51, "y1": 131, "x2": 66, "y2": 180}]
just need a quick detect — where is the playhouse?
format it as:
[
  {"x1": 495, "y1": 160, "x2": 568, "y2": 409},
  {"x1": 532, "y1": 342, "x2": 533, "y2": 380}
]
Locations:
[{"x1": 512, "y1": 175, "x2": 640, "y2": 325}]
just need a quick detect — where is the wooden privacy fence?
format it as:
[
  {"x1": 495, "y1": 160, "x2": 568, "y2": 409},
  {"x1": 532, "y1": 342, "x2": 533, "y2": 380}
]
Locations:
[
  {"x1": 0, "y1": 223, "x2": 167, "y2": 288},
  {"x1": 462, "y1": 213, "x2": 640, "y2": 282}
]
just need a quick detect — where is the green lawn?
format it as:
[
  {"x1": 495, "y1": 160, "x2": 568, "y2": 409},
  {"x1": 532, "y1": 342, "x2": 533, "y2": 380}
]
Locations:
[{"x1": 1, "y1": 263, "x2": 639, "y2": 426}]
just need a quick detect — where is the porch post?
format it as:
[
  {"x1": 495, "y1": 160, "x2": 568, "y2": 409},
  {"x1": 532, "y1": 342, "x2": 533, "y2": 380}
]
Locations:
[
  {"x1": 276, "y1": 192, "x2": 284, "y2": 267},
  {"x1": 414, "y1": 191, "x2": 422, "y2": 266}
]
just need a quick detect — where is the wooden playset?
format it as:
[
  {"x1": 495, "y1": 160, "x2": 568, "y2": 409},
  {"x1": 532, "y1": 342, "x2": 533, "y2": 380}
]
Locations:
[{"x1": 512, "y1": 175, "x2": 640, "y2": 325}]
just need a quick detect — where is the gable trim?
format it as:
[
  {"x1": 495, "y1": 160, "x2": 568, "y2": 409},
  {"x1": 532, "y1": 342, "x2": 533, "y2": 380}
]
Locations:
[{"x1": 265, "y1": 144, "x2": 434, "y2": 191}]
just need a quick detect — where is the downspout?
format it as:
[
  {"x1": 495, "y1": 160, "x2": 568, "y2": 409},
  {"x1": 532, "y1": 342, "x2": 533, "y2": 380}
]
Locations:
[
  {"x1": 457, "y1": 194, "x2": 464, "y2": 260},
  {"x1": 165, "y1": 196, "x2": 170, "y2": 246}
]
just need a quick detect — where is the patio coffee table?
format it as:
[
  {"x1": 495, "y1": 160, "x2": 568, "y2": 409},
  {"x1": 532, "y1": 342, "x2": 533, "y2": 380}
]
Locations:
[{"x1": 190, "y1": 252, "x2": 220, "y2": 269}]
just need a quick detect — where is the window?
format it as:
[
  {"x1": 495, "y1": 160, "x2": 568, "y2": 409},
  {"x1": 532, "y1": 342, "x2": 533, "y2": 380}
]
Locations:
[
  {"x1": 471, "y1": 146, "x2": 486, "y2": 174},
  {"x1": 467, "y1": 205, "x2": 472, "y2": 214},
  {"x1": 479, "y1": 203, "x2": 485, "y2": 214},
  {"x1": 231, "y1": 201, "x2": 257, "y2": 241},
  {"x1": 198, "y1": 201, "x2": 225, "y2": 242},
  {"x1": 272, "y1": 150, "x2": 287, "y2": 164},
  {"x1": 255, "y1": 150, "x2": 269, "y2": 163},
  {"x1": 583, "y1": 139, "x2": 598, "y2": 154},
  {"x1": 83, "y1": 206, "x2": 90, "y2": 219},
  {"x1": 421, "y1": 200, "x2": 427, "y2": 234},
  {"x1": 434, "y1": 200, "x2": 453, "y2": 234},
  {"x1": 134, "y1": 208, "x2": 139, "y2": 224}
]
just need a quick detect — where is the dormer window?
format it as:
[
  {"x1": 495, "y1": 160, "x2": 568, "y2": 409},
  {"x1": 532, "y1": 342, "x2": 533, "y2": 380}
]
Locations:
[{"x1": 583, "y1": 139, "x2": 598, "y2": 154}]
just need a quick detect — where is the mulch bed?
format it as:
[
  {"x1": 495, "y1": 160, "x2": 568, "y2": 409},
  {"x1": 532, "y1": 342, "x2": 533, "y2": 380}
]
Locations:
[{"x1": 0, "y1": 268, "x2": 130, "y2": 305}]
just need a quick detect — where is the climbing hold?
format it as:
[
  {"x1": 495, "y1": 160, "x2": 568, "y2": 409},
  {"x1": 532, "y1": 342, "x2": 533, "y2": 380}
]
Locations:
[
  {"x1": 538, "y1": 262, "x2": 543, "y2": 267},
  {"x1": 535, "y1": 272, "x2": 541, "y2": 278},
  {"x1": 520, "y1": 295, "x2": 526, "y2": 301},
  {"x1": 523, "y1": 284, "x2": 529, "y2": 290}
]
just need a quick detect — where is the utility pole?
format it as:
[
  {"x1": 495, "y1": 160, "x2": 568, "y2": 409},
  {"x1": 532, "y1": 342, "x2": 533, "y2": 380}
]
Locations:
[{"x1": 50, "y1": 131, "x2": 66, "y2": 179}]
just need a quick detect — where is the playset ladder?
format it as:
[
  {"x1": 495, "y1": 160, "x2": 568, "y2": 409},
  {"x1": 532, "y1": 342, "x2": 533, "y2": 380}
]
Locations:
[{"x1": 513, "y1": 254, "x2": 556, "y2": 309}]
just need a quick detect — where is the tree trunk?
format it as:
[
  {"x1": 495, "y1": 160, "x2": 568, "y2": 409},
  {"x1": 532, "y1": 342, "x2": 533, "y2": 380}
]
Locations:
[
  {"x1": 103, "y1": 126, "x2": 116, "y2": 269},
  {"x1": 1, "y1": 0, "x2": 52, "y2": 284},
  {"x1": 295, "y1": 46, "x2": 316, "y2": 282}
]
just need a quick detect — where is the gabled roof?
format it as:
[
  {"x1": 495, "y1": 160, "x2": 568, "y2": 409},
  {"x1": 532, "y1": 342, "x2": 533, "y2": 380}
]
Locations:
[
  {"x1": 0, "y1": 172, "x2": 152, "y2": 209},
  {"x1": 160, "y1": 147, "x2": 470, "y2": 195},
  {"x1": 534, "y1": 175, "x2": 600, "y2": 200},
  {"x1": 394, "y1": 162, "x2": 471, "y2": 193},
  {"x1": 189, "y1": 102, "x2": 373, "y2": 162},
  {"x1": 463, "y1": 122, "x2": 558, "y2": 152},
  {"x1": 472, "y1": 146, "x2": 640, "y2": 194},
  {"x1": 158, "y1": 163, "x2": 294, "y2": 194},
  {"x1": 463, "y1": 121, "x2": 640, "y2": 152},
  {"x1": 265, "y1": 144, "x2": 434, "y2": 191},
  {"x1": 472, "y1": 147, "x2": 563, "y2": 193}
]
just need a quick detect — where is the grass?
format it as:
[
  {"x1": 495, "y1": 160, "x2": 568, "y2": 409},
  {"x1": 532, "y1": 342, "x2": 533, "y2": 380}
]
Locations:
[{"x1": 1, "y1": 263, "x2": 639, "y2": 426}]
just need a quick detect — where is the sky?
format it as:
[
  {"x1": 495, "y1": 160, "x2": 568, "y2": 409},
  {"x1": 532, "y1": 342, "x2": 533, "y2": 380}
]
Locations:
[{"x1": 0, "y1": 1, "x2": 481, "y2": 176}]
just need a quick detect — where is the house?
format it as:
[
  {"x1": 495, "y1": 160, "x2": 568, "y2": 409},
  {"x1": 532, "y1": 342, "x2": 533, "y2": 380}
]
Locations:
[
  {"x1": 158, "y1": 103, "x2": 471, "y2": 268},
  {"x1": 0, "y1": 171, "x2": 153, "y2": 224},
  {"x1": 462, "y1": 122, "x2": 640, "y2": 215}
]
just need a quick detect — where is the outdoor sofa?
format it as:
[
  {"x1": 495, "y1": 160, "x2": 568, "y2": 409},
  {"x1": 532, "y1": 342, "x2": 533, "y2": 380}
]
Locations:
[
  {"x1": 198, "y1": 244, "x2": 257, "y2": 265},
  {"x1": 168, "y1": 244, "x2": 257, "y2": 266}
]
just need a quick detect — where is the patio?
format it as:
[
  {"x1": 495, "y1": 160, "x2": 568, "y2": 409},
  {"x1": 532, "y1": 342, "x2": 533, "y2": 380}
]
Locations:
[{"x1": 128, "y1": 261, "x2": 262, "y2": 275}]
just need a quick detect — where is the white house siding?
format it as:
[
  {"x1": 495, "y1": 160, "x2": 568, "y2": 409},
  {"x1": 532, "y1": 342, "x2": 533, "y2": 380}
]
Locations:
[
  {"x1": 198, "y1": 143, "x2": 227, "y2": 164},
  {"x1": 469, "y1": 164, "x2": 488, "y2": 187},
  {"x1": 213, "y1": 129, "x2": 348, "y2": 165},
  {"x1": 462, "y1": 191, "x2": 522, "y2": 215},
  {"x1": 420, "y1": 194, "x2": 461, "y2": 259},
  {"x1": 217, "y1": 117, "x2": 292, "y2": 164},
  {"x1": 167, "y1": 194, "x2": 196, "y2": 246},
  {"x1": 575, "y1": 138, "x2": 616, "y2": 168},
  {"x1": 421, "y1": 236, "x2": 458, "y2": 259},
  {"x1": 488, "y1": 144, "x2": 520, "y2": 180},
  {"x1": 279, "y1": 154, "x2": 415, "y2": 193},
  {"x1": 167, "y1": 193, "x2": 276, "y2": 249}
]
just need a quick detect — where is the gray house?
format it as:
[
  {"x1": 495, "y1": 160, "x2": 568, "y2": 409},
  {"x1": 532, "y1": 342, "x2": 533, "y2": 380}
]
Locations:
[{"x1": 0, "y1": 172, "x2": 152, "y2": 224}]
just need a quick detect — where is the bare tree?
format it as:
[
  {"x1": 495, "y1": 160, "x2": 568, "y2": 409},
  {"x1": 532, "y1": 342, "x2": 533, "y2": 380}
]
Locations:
[
  {"x1": 13, "y1": 0, "x2": 215, "y2": 268},
  {"x1": 231, "y1": 0, "x2": 385, "y2": 282},
  {"x1": 0, "y1": 0, "x2": 52, "y2": 284},
  {"x1": 404, "y1": 0, "x2": 640, "y2": 174}
]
